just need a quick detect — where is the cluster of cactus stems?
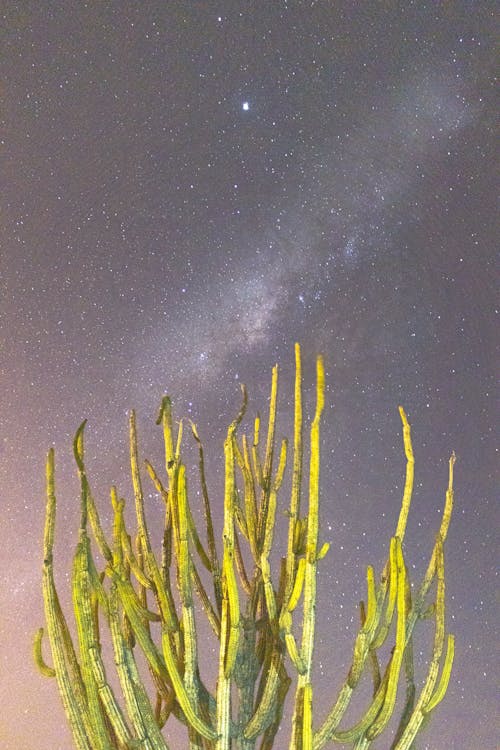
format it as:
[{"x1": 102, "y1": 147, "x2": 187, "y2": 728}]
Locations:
[{"x1": 35, "y1": 343, "x2": 456, "y2": 749}]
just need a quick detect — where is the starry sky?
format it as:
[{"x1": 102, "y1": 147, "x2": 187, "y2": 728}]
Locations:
[{"x1": 1, "y1": 3, "x2": 497, "y2": 748}]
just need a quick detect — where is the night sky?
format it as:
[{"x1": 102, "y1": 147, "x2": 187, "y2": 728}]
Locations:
[{"x1": 1, "y1": 3, "x2": 497, "y2": 749}]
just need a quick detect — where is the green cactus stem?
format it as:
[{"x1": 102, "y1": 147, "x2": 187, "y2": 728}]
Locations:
[{"x1": 36, "y1": 344, "x2": 455, "y2": 749}]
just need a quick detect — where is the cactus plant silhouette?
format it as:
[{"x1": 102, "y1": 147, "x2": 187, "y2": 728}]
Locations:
[{"x1": 35, "y1": 344, "x2": 455, "y2": 749}]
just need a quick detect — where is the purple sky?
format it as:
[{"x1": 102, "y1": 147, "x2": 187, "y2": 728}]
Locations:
[{"x1": 1, "y1": 3, "x2": 497, "y2": 748}]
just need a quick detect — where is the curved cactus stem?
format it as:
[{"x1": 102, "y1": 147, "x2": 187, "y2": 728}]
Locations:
[
  {"x1": 424, "y1": 633, "x2": 455, "y2": 713},
  {"x1": 243, "y1": 649, "x2": 283, "y2": 740},
  {"x1": 33, "y1": 627, "x2": 56, "y2": 678},
  {"x1": 160, "y1": 627, "x2": 218, "y2": 742},
  {"x1": 359, "y1": 600, "x2": 381, "y2": 694}
]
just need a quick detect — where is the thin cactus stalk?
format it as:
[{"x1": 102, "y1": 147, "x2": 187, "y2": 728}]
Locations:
[{"x1": 36, "y1": 343, "x2": 456, "y2": 749}]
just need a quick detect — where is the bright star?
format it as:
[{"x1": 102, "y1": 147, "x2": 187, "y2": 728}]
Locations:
[{"x1": 242, "y1": 101, "x2": 249, "y2": 111}]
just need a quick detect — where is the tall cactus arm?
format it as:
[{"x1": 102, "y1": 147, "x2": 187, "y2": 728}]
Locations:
[
  {"x1": 190, "y1": 420, "x2": 223, "y2": 613},
  {"x1": 222, "y1": 542, "x2": 240, "y2": 677},
  {"x1": 371, "y1": 535, "x2": 399, "y2": 650},
  {"x1": 189, "y1": 552, "x2": 221, "y2": 637},
  {"x1": 108, "y1": 583, "x2": 171, "y2": 750},
  {"x1": 215, "y1": 392, "x2": 247, "y2": 749},
  {"x1": 71, "y1": 421, "x2": 114, "y2": 565},
  {"x1": 389, "y1": 568, "x2": 417, "y2": 749},
  {"x1": 256, "y1": 364, "x2": 279, "y2": 550},
  {"x1": 160, "y1": 627, "x2": 218, "y2": 741},
  {"x1": 259, "y1": 667, "x2": 292, "y2": 750},
  {"x1": 290, "y1": 354, "x2": 325, "y2": 748},
  {"x1": 156, "y1": 396, "x2": 175, "y2": 471},
  {"x1": 283, "y1": 342, "x2": 304, "y2": 608},
  {"x1": 364, "y1": 538, "x2": 407, "y2": 740},
  {"x1": 263, "y1": 364, "x2": 279, "y2": 483},
  {"x1": 41, "y1": 448, "x2": 94, "y2": 750},
  {"x1": 362, "y1": 566, "x2": 377, "y2": 633},
  {"x1": 252, "y1": 414, "x2": 264, "y2": 488},
  {"x1": 393, "y1": 537, "x2": 455, "y2": 749},
  {"x1": 233, "y1": 433, "x2": 259, "y2": 561},
  {"x1": 185, "y1": 498, "x2": 212, "y2": 572},
  {"x1": 110, "y1": 491, "x2": 172, "y2": 749},
  {"x1": 143, "y1": 462, "x2": 179, "y2": 623},
  {"x1": 114, "y1": 573, "x2": 170, "y2": 684},
  {"x1": 221, "y1": 393, "x2": 247, "y2": 676},
  {"x1": 259, "y1": 438, "x2": 288, "y2": 626},
  {"x1": 173, "y1": 462, "x2": 204, "y2": 745},
  {"x1": 73, "y1": 424, "x2": 132, "y2": 750},
  {"x1": 243, "y1": 650, "x2": 284, "y2": 740},
  {"x1": 302, "y1": 682, "x2": 314, "y2": 749},
  {"x1": 130, "y1": 411, "x2": 177, "y2": 630},
  {"x1": 313, "y1": 409, "x2": 417, "y2": 748},
  {"x1": 233, "y1": 524, "x2": 253, "y2": 595},
  {"x1": 394, "y1": 407, "x2": 415, "y2": 542},
  {"x1": 316, "y1": 539, "x2": 407, "y2": 747},
  {"x1": 345, "y1": 564, "x2": 385, "y2": 690},
  {"x1": 215, "y1": 596, "x2": 232, "y2": 750},
  {"x1": 312, "y1": 538, "x2": 400, "y2": 750},
  {"x1": 406, "y1": 452, "x2": 456, "y2": 639},
  {"x1": 423, "y1": 634, "x2": 455, "y2": 713},
  {"x1": 73, "y1": 537, "x2": 132, "y2": 750},
  {"x1": 301, "y1": 354, "x2": 325, "y2": 672}
]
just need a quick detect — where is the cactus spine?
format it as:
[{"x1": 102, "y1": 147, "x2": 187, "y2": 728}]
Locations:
[{"x1": 35, "y1": 344, "x2": 455, "y2": 748}]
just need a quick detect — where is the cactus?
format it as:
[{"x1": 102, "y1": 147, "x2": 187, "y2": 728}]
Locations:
[{"x1": 35, "y1": 343, "x2": 455, "y2": 749}]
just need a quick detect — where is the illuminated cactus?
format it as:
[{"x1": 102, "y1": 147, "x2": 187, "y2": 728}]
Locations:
[{"x1": 35, "y1": 343, "x2": 455, "y2": 749}]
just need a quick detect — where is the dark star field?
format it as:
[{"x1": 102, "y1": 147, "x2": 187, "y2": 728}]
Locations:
[{"x1": 0, "y1": 3, "x2": 497, "y2": 748}]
